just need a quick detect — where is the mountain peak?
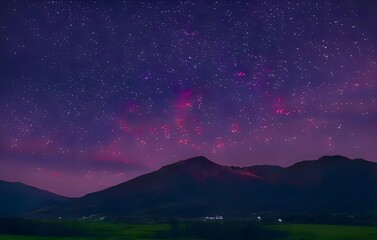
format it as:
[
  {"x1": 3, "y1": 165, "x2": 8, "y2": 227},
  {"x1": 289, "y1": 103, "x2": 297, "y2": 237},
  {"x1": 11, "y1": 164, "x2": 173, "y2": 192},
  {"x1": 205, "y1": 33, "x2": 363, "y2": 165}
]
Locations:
[
  {"x1": 318, "y1": 155, "x2": 351, "y2": 161},
  {"x1": 159, "y1": 156, "x2": 218, "y2": 172},
  {"x1": 182, "y1": 156, "x2": 213, "y2": 164},
  {"x1": 176, "y1": 156, "x2": 218, "y2": 168}
]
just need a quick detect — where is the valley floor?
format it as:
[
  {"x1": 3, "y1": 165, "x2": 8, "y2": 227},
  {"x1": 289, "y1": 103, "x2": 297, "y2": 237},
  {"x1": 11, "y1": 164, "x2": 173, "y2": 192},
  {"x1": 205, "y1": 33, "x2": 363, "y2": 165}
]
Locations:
[{"x1": 0, "y1": 219, "x2": 377, "y2": 240}]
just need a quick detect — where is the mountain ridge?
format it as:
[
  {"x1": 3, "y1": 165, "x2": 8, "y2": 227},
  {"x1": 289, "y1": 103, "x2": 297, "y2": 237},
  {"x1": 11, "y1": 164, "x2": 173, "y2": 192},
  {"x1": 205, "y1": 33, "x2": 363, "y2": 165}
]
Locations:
[
  {"x1": 2, "y1": 155, "x2": 377, "y2": 218},
  {"x1": 0, "y1": 180, "x2": 68, "y2": 217},
  {"x1": 33, "y1": 155, "x2": 377, "y2": 218}
]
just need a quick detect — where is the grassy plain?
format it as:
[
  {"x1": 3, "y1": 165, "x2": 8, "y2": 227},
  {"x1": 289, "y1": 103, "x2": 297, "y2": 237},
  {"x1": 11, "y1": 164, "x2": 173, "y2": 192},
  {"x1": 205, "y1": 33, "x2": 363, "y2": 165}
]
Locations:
[
  {"x1": 265, "y1": 224, "x2": 377, "y2": 240},
  {"x1": 1, "y1": 219, "x2": 376, "y2": 240}
]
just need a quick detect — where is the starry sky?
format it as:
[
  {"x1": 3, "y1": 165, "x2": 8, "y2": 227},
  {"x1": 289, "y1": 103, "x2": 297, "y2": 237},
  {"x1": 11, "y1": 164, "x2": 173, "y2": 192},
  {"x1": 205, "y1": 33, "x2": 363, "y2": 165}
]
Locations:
[{"x1": 1, "y1": 0, "x2": 376, "y2": 197}]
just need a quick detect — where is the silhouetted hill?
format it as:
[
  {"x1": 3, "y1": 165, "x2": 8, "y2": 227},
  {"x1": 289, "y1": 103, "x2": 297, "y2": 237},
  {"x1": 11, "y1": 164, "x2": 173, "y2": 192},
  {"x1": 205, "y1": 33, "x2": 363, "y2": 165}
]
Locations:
[
  {"x1": 35, "y1": 155, "x2": 377, "y2": 219},
  {"x1": 0, "y1": 180, "x2": 67, "y2": 217}
]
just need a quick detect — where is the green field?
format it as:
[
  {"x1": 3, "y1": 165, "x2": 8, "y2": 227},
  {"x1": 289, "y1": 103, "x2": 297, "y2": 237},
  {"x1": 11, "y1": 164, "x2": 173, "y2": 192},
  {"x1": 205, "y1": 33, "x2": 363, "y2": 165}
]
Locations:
[
  {"x1": 265, "y1": 224, "x2": 377, "y2": 240},
  {"x1": 0, "y1": 220, "x2": 173, "y2": 240},
  {"x1": 1, "y1": 219, "x2": 377, "y2": 240}
]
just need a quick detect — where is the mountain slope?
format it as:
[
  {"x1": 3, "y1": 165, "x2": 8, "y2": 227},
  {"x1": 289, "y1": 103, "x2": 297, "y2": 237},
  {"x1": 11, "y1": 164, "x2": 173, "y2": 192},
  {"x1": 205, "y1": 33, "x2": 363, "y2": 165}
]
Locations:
[
  {"x1": 44, "y1": 156, "x2": 263, "y2": 217},
  {"x1": 38, "y1": 155, "x2": 377, "y2": 218},
  {"x1": 0, "y1": 180, "x2": 67, "y2": 217},
  {"x1": 247, "y1": 155, "x2": 377, "y2": 213}
]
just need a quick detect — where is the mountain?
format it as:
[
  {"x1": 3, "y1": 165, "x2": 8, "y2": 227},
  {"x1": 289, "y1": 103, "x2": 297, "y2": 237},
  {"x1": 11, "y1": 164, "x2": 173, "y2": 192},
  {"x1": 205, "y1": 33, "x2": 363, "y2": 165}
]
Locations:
[
  {"x1": 0, "y1": 180, "x2": 67, "y2": 217},
  {"x1": 247, "y1": 155, "x2": 377, "y2": 213},
  {"x1": 36, "y1": 155, "x2": 377, "y2": 219}
]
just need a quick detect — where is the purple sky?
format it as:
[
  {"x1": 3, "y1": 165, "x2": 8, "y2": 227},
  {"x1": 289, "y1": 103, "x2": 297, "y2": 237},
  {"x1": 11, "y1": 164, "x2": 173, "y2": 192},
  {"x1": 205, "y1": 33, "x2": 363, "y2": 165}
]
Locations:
[{"x1": 1, "y1": 0, "x2": 376, "y2": 197}]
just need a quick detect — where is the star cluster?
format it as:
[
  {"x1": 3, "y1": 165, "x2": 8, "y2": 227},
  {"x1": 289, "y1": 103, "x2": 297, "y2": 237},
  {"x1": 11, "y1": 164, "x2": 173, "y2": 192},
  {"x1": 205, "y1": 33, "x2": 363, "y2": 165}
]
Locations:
[{"x1": 0, "y1": 0, "x2": 376, "y2": 197}]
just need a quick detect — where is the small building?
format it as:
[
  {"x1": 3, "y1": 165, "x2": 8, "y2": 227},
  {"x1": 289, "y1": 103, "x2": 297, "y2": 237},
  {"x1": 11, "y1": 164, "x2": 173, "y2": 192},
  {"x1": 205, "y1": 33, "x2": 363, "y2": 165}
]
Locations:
[{"x1": 204, "y1": 215, "x2": 223, "y2": 221}]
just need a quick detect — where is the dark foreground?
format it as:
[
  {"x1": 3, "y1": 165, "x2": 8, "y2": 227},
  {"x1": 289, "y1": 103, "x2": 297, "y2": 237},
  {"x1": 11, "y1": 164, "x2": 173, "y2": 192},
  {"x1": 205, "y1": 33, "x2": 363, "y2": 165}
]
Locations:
[{"x1": 0, "y1": 218, "x2": 377, "y2": 240}]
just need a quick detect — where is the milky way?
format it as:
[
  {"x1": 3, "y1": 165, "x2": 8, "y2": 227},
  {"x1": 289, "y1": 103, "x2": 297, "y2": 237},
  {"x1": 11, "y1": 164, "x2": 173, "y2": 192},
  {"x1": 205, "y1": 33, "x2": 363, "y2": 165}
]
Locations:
[{"x1": 0, "y1": 0, "x2": 376, "y2": 196}]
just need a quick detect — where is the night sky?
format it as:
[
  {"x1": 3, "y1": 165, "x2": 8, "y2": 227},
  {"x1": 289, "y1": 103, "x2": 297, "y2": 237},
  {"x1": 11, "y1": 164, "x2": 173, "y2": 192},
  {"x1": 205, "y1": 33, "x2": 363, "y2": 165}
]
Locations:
[{"x1": 1, "y1": 0, "x2": 376, "y2": 197}]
